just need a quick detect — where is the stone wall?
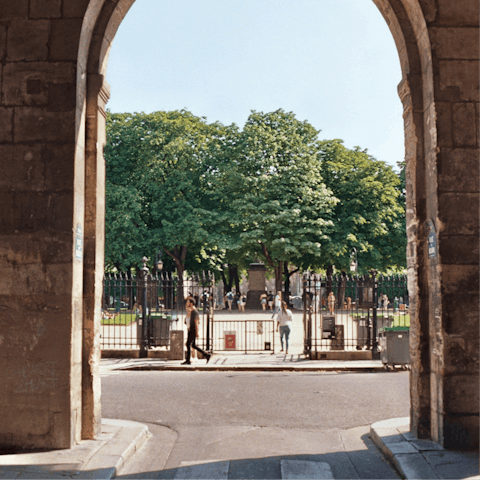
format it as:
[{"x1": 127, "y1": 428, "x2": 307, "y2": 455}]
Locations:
[{"x1": 0, "y1": 0, "x2": 90, "y2": 448}]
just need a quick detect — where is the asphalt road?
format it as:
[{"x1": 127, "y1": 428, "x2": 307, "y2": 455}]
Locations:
[{"x1": 102, "y1": 370, "x2": 409, "y2": 479}]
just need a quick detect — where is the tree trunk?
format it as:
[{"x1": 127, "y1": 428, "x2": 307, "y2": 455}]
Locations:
[
  {"x1": 338, "y1": 271, "x2": 347, "y2": 309},
  {"x1": 274, "y1": 261, "x2": 283, "y2": 295},
  {"x1": 284, "y1": 262, "x2": 291, "y2": 307},
  {"x1": 222, "y1": 267, "x2": 234, "y2": 290},
  {"x1": 233, "y1": 265, "x2": 240, "y2": 293},
  {"x1": 164, "y1": 246, "x2": 187, "y2": 310},
  {"x1": 326, "y1": 264, "x2": 335, "y2": 297}
]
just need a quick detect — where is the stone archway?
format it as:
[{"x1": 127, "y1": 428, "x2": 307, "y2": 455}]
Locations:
[
  {"x1": 0, "y1": 0, "x2": 477, "y2": 450},
  {"x1": 79, "y1": 0, "x2": 436, "y2": 441}
]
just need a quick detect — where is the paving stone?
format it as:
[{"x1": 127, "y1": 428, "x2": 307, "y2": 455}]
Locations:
[
  {"x1": 387, "y1": 442, "x2": 419, "y2": 454},
  {"x1": 174, "y1": 460, "x2": 229, "y2": 479},
  {"x1": 394, "y1": 453, "x2": 440, "y2": 480},
  {"x1": 281, "y1": 460, "x2": 334, "y2": 479},
  {"x1": 382, "y1": 434, "x2": 407, "y2": 444},
  {"x1": 410, "y1": 439, "x2": 444, "y2": 451}
]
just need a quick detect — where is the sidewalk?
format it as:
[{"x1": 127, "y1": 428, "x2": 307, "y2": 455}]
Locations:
[
  {"x1": 371, "y1": 418, "x2": 479, "y2": 479},
  {"x1": 0, "y1": 419, "x2": 148, "y2": 479},
  {"x1": 2, "y1": 416, "x2": 477, "y2": 479},
  {"x1": 100, "y1": 354, "x2": 385, "y2": 372}
]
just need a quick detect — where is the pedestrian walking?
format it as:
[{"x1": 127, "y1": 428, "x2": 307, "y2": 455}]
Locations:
[
  {"x1": 275, "y1": 301, "x2": 293, "y2": 354},
  {"x1": 267, "y1": 291, "x2": 274, "y2": 311},
  {"x1": 260, "y1": 292, "x2": 268, "y2": 311},
  {"x1": 271, "y1": 291, "x2": 282, "y2": 318},
  {"x1": 182, "y1": 297, "x2": 211, "y2": 365},
  {"x1": 238, "y1": 293, "x2": 246, "y2": 313},
  {"x1": 226, "y1": 291, "x2": 234, "y2": 312}
]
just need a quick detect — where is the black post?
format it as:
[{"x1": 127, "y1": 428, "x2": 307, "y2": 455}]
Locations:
[
  {"x1": 205, "y1": 290, "x2": 211, "y2": 352},
  {"x1": 140, "y1": 256, "x2": 149, "y2": 358},
  {"x1": 371, "y1": 269, "x2": 379, "y2": 359}
]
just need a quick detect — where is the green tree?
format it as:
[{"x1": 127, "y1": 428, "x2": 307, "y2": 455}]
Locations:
[
  {"x1": 105, "y1": 110, "x2": 227, "y2": 290},
  {"x1": 215, "y1": 110, "x2": 336, "y2": 292},
  {"x1": 318, "y1": 140, "x2": 407, "y2": 273}
]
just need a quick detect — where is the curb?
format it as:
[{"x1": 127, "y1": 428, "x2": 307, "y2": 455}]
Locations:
[
  {"x1": 119, "y1": 365, "x2": 386, "y2": 373},
  {"x1": 370, "y1": 417, "x2": 440, "y2": 480},
  {"x1": 370, "y1": 418, "x2": 480, "y2": 480},
  {"x1": 79, "y1": 419, "x2": 149, "y2": 479},
  {"x1": 0, "y1": 419, "x2": 150, "y2": 480}
]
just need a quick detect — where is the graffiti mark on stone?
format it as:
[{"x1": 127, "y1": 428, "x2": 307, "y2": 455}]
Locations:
[{"x1": 13, "y1": 362, "x2": 58, "y2": 393}]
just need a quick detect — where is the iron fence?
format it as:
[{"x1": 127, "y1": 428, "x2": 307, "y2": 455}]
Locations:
[
  {"x1": 102, "y1": 271, "x2": 214, "y2": 354},
  {"x1": 302, "y1": 272, "x2": 409, "y2": 358}
]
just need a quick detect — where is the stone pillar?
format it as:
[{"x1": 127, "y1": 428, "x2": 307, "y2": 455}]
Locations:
[
  {"x1": 0, "y1": 5, "x2": 85, "y2": 449},
  {"x1": 246, "y1": 263, "x2": 266, "y2": 309},
  {"x1": 427, "y1": 4, "x2": 480, "y2": 448},
  {"x1": 82, "y1": 74, "x2": 110, "y2": 440}
]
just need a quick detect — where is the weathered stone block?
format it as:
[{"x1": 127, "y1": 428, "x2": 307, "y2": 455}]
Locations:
[
  {"x1": 0, "y1": 262, "x2": 73, "y2": 296},
  {"x1": 438, "y1": 193, "x2": 479, "y2": 235},
  {"x1": 48, "y1": 83, "x2": 76, "y2": 112},
  {"x1": 31, "y1": 0, "x2": 62, "y2": 18},
  {"x1": 14, "y1": 107, "x2": 75, "y2": 142},
  {"x1": 441, "y1": 265, "x2": 479, "y2": 296},
  {"x1": 453, "y1": 103, "x2": 477, "y2": 146},
  {"x1": 438, "y1": 148, "x2": 479, "y2": 193},
  {"x1": 0, "y1": 24, "x2": 6, "y2": 60},
  {"x1": 445, "y1": 336, "x2": 479, "y2": 374},
  {"x1": 64, "y1": 0, "x2": 91, "y2": 18},
  {"x1": 0, "y1": 107, "x2": 13, "y2": 142},
  {"x1": 430, "y1": 28, "x2": 479, "y2": 60},
  {"x1": 7, "y1": 20, "x2": 49, "y2": 61},
  {"x1": 50, "y1": 19, "x2": 83, "y2": 61},
  {"x1": 443, "y1": 294, "x2": 478, "y2": 335},
  {"x1": 0, "y1": 145, "x2": 45, "y2": 191},
  {"x1": 0, "y1": 191, "x2": 74, "y2": 234},
  {"x1": 438, "y1": 0, "x2": 480, "y2": 27},
  {"x1": 43, "y1": 144, "x2": 76, "y2": 190},
  {"x1": 439, "y1": 235, "x2": 479, "y2": 265},
  {"x1": 476, "y1": 103, "x2": 480, "y2": 145},
  {"x1": 439, "y1": 60, "x2": 480, "y2": 102},
  {"x1": 0, "y1": 0, "x2": 28, "y2": 19},
  {"x1": 2, "y1": 62, "x2": 75, "y2": 106},
  {"x1": 435, "y1": 103, "x2": 453, "y2": 147},
  {"x1": 0, "y1": 232, "x2": 72, "y2": 266},
  {"x1": 443, "y1": 414, "x2": 479, "y2": 449}
]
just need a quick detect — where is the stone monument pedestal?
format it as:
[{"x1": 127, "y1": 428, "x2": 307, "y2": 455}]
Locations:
[
  {"x1": 246, "y1": 263, "x2": 266, "y2": 309},
  {"x1": 170, "y1": 330, "x2": 184, "y2": 360}
]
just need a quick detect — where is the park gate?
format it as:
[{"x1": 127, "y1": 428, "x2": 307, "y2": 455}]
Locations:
[{"x1": 303, "y1": 272, "x2": 409, "y2": 359}]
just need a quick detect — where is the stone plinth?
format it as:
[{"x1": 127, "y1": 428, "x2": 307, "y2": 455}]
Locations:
[
  {"x1": 170, "y1": 331, "x2": 184, "y2": 360},
  {"x1": 246, "y1": 264, "x2": 266, "y2": 309}
]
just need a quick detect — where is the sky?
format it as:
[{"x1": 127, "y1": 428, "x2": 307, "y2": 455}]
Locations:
[{"x1": 106, "y1": 0, "x2": 404, "y2": 169}]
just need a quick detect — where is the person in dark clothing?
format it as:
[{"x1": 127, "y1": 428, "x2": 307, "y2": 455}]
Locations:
[{"x1": 182, "y1": 297, "x2": 211, "y2": 365}]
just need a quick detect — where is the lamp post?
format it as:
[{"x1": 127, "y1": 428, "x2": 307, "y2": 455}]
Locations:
[
  {"x1": 350, "y1": 247, "x2": 358, "y2": 273},
  {"x1": 350, "y1": 248, "x2": 358, "y2": 312},
  {"x1": 139, "y1": 256, "x2": 149, "y2": 358},
  {"x1": 155, "y1": 248, "x2": 163, "y2": 274},
  {"x1": 154, "y1": 248, "x2": 163, "y2": 312},
  {"x1": 370, "y1": 269, "x2": 379, "y2": 359}
]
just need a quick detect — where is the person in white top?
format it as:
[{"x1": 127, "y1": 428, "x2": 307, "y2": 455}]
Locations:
[
  {"x1": 271, "y1": 291, "x2": 282, "y2": 318},
  {"x1": 275, "y1": 301, "x2": 293, "y2": 354}
]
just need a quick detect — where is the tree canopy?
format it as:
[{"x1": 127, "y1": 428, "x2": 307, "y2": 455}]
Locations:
[{"x1": 104, "y1": 109, "x2": 407, "y2": 284}]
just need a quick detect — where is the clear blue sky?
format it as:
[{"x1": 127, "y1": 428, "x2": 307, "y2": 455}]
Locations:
[{"x1": 106, "y1": 0, "x2": 404, "y2": 168}]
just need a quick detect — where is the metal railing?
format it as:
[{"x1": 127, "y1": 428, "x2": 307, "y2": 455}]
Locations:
[
  {"x1": 102, "y1": 271, "x2": 214, "y2": 353},
  {"x1": 303, "y1": 272, "x2": 409, "y2": 358}
]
